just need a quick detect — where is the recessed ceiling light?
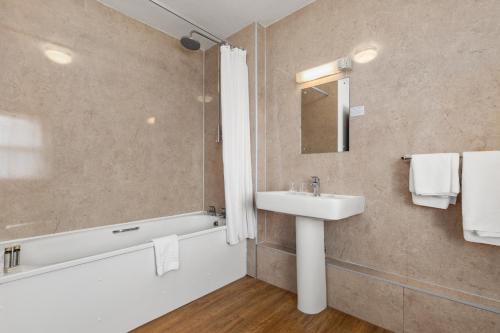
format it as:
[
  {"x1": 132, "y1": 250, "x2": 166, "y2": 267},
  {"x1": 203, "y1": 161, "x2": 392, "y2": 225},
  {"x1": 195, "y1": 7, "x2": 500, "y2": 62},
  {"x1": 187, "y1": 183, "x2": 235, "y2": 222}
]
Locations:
[
  {"x1": 295, "y1": 57, "x2": 351, "y2": 83},
  {"x1": 147, "y1": 117, "x2": 156, "y2": 125},
  {"x1": 352, "y1": 48, "x2": 378, "y2": 64}
]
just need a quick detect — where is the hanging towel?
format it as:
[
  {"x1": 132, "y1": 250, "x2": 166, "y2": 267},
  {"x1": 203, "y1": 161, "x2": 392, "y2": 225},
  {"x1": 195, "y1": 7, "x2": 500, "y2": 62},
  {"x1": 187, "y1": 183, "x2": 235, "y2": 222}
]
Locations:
[
  {"x1": 462, "y1": 151, "x2": 500, "y2": 246},
  {"x1": 409, "y1": 153, "x2": 460, "y2": 209},
  {"x1": 152, "y1": 235, "x2": 179, "y2": 276}
]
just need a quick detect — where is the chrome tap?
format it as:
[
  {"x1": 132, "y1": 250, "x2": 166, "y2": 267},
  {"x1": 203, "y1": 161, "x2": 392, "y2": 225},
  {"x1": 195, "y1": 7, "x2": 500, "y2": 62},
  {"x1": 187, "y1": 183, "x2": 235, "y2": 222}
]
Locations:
[
  {"x1": 217, "y1": 207, "x2": 226, "y2": 219},
  {"x1": 208, "y1": 206, "x2": 217, "y2": 216},
  {"x1": 311, "y1": 176, "x2": 320, "y2": 197}
]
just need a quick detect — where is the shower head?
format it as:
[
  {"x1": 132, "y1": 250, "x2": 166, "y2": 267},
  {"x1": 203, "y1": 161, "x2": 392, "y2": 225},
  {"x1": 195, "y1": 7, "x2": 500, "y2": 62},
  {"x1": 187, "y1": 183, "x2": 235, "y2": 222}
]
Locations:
[
  {"x1": 180, "y1": 30, "x2": 226, "y2": 51},
  {"x1": 180, "y1": 35, "x2": 201, "y2": 51},
  {"x1": 147, "y1": 1, "x2": 231, "y2": 51}
]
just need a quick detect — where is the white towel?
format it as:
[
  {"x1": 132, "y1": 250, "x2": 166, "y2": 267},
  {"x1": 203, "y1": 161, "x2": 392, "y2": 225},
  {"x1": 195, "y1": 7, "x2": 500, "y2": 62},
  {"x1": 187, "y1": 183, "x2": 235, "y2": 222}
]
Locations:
[
  {"x1": 152, "y1": 235, "x2": 179, "y2": 276},
  {"x1": 462, "y1": 151, "x2": 500, "y2": 246},
  {"x1": 409, "y1": 153, "x2": 460, "y2": 209}
]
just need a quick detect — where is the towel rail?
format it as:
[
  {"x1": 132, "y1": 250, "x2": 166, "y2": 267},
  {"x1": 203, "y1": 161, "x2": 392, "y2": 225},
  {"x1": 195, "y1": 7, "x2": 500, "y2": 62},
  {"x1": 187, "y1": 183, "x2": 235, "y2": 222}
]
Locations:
[
  {"x1": 401, "y1": 154, "x2": 463, "y2": 161},
  {"x1": 112, "y1": 226, "x2": 140, "y2": 234}
]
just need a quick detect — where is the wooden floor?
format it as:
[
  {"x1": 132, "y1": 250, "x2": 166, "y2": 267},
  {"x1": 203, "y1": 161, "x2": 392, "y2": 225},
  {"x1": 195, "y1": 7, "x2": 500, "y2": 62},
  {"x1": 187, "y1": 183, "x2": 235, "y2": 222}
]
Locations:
[{"x1": 131, "y1": 276, "x2": 391, "y2": 333}]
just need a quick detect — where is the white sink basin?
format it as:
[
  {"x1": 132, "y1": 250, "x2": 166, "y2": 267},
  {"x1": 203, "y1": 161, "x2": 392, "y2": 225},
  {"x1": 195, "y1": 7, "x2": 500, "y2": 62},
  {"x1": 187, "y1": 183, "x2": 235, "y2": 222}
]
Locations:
[
  {"x1": 256, "y1": 190, "x2": 365, "y2": 315},
  {"x1": 256, "y1": 191, "x2": 365, "y2": 220}
]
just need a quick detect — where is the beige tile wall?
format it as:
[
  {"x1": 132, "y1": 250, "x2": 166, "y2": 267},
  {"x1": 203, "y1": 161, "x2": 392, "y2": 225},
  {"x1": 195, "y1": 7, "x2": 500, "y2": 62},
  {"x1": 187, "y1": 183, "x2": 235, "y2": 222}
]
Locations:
[
  {"x1": 326, "y1": 265, "x2": 404, "y2": 332},
  {"x1": 0, "y1": 0, "x2": 204, "y2": 240},
  {"x1": 256, "y1": 244, "x2": 297, "y2": 293},
  {"x1": 257, "y1": 244, "x2": 500, "y2": 332},
  {"x1": 258, "y1": 0, "x2": 500, "y2": 330},
  {"x1": 404, "y1": 289, "x2": 500, "y2": 333},
  {"x1": 263, "y1": 0, "x2": 500, "y2": 298}
]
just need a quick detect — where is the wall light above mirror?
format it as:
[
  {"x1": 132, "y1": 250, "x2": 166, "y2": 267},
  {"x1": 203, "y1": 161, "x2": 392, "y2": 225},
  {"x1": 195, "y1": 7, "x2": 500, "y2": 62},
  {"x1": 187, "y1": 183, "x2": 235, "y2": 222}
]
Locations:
[{"x1": 295, "y1": 57, "x2": 351, "y2": 83}]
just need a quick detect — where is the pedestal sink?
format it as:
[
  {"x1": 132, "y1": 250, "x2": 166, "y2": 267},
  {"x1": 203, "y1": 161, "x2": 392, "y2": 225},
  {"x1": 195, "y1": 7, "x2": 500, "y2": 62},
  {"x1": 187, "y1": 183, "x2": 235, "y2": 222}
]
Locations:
[{"x1": 256, "y1": 191, "x2": 365, "y2": 314}]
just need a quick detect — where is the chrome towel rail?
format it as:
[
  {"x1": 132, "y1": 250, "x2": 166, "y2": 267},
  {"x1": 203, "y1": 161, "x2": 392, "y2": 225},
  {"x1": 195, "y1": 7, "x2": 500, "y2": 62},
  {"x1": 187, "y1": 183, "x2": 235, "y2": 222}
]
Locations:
[
  {"x1": 112, "y1": 226, "x2": 140, "y2": 234},
  {"x1": 401, "y1": 154, "x2": 463, "y2": 161}
]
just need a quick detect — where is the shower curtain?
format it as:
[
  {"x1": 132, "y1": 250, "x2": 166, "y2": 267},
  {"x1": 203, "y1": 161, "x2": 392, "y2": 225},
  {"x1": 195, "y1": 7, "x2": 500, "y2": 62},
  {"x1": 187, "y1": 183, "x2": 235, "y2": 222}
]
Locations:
[{"x1": 220, "y1": 45, "x2": 257, "y2": 245}]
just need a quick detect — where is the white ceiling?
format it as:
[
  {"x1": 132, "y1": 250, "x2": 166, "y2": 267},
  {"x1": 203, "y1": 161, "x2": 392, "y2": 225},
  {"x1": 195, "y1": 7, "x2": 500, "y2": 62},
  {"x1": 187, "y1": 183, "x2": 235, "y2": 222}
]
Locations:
[{"x1": 98, "y1": 0, "x2": 315, "y2": 49}]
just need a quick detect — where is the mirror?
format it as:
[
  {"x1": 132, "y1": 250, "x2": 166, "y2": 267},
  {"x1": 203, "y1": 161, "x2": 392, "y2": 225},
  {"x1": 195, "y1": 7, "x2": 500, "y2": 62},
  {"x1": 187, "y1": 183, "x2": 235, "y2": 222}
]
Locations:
[{"x1": 301, "y1": 78, "x2": 349, "y2": 154}]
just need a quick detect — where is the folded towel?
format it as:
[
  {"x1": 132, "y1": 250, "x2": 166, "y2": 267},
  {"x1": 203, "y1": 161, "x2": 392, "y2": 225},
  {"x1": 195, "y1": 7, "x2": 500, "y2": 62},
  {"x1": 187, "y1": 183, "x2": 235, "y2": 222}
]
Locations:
[
  {"x1": 409, "y1": 153, "x2": 460, "y2": 209},
  {"x1": 152, "y1": 235, "x2": 179, "y2": 276},
  {"x1": 462, "y1": 151, "x2": 500, "y2": 246}
]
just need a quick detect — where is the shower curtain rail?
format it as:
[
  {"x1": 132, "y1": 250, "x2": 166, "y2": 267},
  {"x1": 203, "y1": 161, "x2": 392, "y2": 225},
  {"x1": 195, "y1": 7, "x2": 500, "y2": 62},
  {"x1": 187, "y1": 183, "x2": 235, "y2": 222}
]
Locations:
[
  {"x1": 147, "y1": 0, "x2": 226, "y2": 43},
  {"x1": 147, "y1": 0, "x2": 245, "y2": 50}
]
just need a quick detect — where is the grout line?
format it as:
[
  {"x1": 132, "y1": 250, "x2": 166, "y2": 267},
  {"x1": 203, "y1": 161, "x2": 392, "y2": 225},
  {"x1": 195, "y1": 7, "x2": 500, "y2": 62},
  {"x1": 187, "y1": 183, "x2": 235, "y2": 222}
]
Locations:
[
  {"x1": 202, "y1": 50, "x2": 205, "y2": 210},
  {"x1": 263, "y1": 26, "x2": 268, "y2": 244},
  {"x1": 253, "y1": 22, "x2": 259, "y2": 276},
  {"x1": 402, "y1": 287, "x2": 405, "y2": 332}
]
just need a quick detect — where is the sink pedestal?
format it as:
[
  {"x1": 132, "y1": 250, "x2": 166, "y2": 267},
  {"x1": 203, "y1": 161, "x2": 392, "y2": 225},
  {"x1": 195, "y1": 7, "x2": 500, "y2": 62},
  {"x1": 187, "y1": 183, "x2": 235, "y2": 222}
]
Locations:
[
  {"x1": 256, "y1": 191, "x2": 365, "y2": 314},
  {"x1": 295, "y1": 216, "x2": 327, "y2": 314}
]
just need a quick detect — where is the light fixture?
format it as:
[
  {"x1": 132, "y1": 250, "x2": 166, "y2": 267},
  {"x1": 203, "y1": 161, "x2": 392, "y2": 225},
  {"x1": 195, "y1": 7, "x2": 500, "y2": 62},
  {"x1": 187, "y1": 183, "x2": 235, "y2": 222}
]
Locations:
[
  {"x1": 41, "y1": 43, "x2": 73, "y2": 65},
  {"x1": 296, "y1": 57, "x2": 351, "y2": 83},
  {"x1": 147, "y1": 117, "x2": 156, "y2": 125},
  {"x1": 352, "y1": 47, "x2": 378, "y2": 64}
]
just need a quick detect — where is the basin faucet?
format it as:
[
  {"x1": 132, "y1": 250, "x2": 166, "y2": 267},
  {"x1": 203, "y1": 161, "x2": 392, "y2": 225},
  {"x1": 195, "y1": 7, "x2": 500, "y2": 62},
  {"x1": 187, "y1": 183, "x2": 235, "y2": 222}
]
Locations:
[{"x1": 311, "y1": 176, "x2": 320, "y2": 197}]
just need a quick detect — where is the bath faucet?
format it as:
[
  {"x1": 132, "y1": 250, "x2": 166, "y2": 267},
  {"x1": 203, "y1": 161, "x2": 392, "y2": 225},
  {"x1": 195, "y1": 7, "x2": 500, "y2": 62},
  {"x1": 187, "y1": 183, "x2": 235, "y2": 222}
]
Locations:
[
  {"x1": 311, "y1": 176, "x2": 320, "y2": 197},
  {"x1": 217, "y1": 208, "x2": 226, "y2": 219},
  {"x1": 208, "y1": 206, "x2": 217, "y2": 216}
]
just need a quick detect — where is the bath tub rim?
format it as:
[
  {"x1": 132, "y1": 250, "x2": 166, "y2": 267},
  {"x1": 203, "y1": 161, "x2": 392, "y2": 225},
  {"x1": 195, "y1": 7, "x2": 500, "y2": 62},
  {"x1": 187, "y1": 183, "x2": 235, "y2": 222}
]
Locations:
[{"x1": 0, "y1": 211, "x2": 226, "y2": 285}]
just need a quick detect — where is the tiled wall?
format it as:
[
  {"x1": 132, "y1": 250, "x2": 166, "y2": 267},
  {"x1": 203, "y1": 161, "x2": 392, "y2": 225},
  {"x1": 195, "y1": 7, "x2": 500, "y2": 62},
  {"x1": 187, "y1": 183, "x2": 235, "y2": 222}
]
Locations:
[
  {"x1": 257, "y1": 244, "x2": 500, "y2": 332},
  {"x1": 203, "y1": 46, "x2": 224, "y2": 210},
  {"x1": 0, "y1": 0, "x2": 204, "y2": 240},
  {"x1": 258, "y1": 0, "x2": 500, "y2": 331}
]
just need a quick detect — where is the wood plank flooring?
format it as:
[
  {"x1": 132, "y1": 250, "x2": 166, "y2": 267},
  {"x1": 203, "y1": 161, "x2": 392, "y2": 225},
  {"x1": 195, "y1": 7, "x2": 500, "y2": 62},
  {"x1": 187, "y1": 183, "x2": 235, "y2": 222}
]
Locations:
[{"x1": 131, "y1": 276, "x2": 391, "y2": 333}]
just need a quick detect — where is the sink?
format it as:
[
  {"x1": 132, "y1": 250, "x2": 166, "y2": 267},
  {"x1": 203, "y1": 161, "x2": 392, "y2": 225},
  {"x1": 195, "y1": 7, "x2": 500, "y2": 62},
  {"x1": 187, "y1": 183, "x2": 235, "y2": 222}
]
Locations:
[
  {"x1": 256, "y1": 191, "x2": 364, "y2": 220},
  {"x1": 256, "y1": 191, "x2": 365, "y2": 315}
]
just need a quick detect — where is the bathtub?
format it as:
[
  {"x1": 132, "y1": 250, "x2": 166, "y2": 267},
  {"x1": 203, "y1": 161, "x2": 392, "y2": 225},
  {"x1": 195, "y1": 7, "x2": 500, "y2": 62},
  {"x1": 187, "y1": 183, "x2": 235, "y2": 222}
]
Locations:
[{"x1": 0, "y1": 212, "x2": 247, "y2": 332}]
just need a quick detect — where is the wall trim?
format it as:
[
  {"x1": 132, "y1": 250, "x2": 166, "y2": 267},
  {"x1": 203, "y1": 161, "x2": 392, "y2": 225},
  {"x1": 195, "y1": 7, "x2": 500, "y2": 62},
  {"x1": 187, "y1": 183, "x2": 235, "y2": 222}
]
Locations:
[{"x1": 257, "y1": 242, "x2": 500, "y2": 315}]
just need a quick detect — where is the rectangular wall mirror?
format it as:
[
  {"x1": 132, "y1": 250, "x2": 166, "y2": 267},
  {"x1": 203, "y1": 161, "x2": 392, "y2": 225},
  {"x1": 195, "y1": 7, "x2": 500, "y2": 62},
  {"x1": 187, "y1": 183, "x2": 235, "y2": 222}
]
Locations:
[{"x1": 301, "y1": 77, "x2": 349, "y2": 154}]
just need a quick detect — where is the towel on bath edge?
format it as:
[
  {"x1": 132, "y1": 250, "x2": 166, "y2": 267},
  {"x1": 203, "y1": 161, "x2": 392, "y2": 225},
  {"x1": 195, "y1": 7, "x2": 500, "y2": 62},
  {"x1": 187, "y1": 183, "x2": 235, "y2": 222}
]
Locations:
[{"x1": 152, "y1": 234, "x2": 179, "y2": 276}]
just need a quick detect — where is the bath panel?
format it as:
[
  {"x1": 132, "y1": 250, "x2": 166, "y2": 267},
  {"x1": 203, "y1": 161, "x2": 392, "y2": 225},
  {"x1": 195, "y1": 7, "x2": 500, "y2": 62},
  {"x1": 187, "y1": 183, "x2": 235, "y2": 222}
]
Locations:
[{"x1": 0, "y1": 212, "x2": 246, "y2": 332}]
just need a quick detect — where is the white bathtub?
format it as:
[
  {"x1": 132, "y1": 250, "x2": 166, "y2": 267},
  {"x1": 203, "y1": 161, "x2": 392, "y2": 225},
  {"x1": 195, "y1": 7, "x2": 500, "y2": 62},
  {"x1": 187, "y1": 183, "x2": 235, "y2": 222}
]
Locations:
[{"x1": 0, "y1": 212, "x2": 247, "y2": 332}]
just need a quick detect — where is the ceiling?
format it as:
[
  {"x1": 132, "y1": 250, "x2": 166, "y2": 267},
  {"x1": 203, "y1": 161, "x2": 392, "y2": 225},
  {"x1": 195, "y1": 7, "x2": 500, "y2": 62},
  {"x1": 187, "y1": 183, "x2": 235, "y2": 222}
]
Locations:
[{"x1": 98, "y1": 0, "x2": 315, "y2": 49}]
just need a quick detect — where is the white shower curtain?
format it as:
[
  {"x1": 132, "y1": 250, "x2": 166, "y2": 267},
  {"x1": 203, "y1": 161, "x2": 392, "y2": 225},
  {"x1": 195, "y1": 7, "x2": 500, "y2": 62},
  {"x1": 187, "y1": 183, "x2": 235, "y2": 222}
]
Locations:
[{"x1": 220, "y1": 45, "x2": 257, "y2": 245}]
